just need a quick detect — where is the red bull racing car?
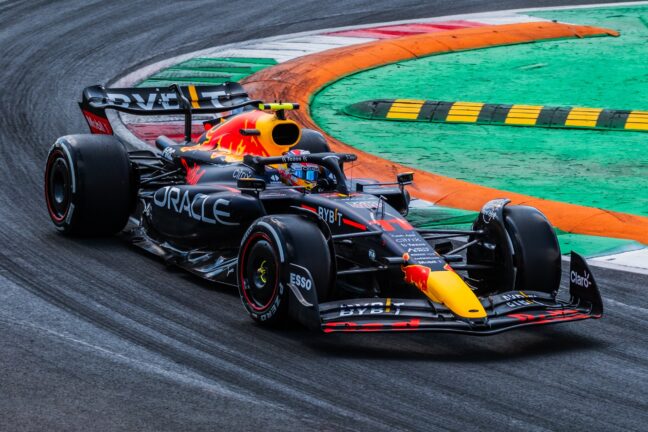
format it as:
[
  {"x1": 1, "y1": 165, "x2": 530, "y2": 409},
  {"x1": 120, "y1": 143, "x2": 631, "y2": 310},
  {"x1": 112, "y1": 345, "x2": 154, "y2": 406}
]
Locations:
[{"x1": 44, "y1": 82, "x2": 603, "y2": 334}]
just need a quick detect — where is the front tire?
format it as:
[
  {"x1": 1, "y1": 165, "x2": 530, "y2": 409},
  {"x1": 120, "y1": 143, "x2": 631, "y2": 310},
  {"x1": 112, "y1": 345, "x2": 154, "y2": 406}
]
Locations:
[
  {"x1": 467, "y1": 205, "x2": 561, "y2": 295},
  {"x1": 239, "y1": 230, "x2": 285, "y2": 323},
  {"x1": 504, "y1": 206, "x2": 561, "y2": 294},
  {"x1": 44, "y1": 134, "x2": 134, "y2": 235},
  {"x1": 237, "y1": 215, "x2": 332, "y2": 326}
]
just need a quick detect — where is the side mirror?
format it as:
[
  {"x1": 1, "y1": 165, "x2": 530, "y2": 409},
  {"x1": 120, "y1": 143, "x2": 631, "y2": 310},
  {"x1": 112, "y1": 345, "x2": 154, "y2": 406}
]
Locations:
[
  {"x1": 237, "y1": 177, "x2": 266, "y2": 195},
  {"x1": 397, "y1": 172, "x2": 414, "y2": 186}
]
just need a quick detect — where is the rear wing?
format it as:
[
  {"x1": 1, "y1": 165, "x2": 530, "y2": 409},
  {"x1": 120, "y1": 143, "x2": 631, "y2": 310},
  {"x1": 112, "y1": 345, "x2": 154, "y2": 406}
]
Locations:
[{"x1": 78, "y1": 82, "x2": 255, "y2": 140}]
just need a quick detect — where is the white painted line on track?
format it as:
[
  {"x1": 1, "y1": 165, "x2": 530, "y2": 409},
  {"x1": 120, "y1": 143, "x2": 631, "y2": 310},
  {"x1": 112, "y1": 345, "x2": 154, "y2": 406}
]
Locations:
[
  {"x1": 282, "y1": 35, "x2": 377, "y2": 46},
  {"x1": 563, "y1": 255, "x2": 648, "y2": 276},
  {"x1": 213, "y1": 49, "x2": 299, "y2": 62},
  {"x1": 518, "y1": 0, "x2": 648, "y2": 12},
  {"x1": 472, "y1": 15, "x2": 542, "y2": 25},
  {"x1": 604, "y1": 298, "x2": 648, "y2": 315},
  {"x1": 589, "y1": 249, "x2": 648, "y2": 275}
]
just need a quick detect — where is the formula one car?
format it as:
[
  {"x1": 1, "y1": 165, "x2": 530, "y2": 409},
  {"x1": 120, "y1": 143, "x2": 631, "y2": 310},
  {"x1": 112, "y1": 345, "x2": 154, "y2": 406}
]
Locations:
[{"x1": 44, "y1": 82, "x2": 603, "y2": 334}]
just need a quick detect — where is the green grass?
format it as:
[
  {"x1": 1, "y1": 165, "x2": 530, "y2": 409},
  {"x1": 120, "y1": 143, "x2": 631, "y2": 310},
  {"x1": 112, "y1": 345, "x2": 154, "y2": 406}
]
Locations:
[{"x1": 312, "y1": 5, "x2": 648, "y2": 217}]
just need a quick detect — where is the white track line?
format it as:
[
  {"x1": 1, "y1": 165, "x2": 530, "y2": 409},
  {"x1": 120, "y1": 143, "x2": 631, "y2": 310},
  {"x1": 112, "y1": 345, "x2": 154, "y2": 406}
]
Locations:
[{"x1": 590, "y1": 250, "x2": 648, "y2": 275}]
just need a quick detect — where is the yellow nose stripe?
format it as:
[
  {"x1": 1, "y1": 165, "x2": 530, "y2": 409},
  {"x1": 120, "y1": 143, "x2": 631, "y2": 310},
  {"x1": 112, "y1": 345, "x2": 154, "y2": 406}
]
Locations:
[{"x1": 426, "y1": 271, "x2": 486, "y2": 319}]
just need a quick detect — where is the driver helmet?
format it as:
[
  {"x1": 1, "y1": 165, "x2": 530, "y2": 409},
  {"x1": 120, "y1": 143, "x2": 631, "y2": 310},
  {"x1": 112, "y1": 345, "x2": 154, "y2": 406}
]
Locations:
[{"x1": 277, "y1": 150, "x2": 320, "y2": 190}]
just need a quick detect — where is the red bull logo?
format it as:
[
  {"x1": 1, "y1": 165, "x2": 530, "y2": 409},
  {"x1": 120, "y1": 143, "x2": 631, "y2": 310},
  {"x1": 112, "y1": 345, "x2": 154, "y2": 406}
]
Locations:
[
  {"x1": 205, "y1": 110, "x2": 269, "y2": 156},
  {"x1": 181, "y1": 159, "x2": 205, "y2": 185},
  {"x1": 180, "y1": 110, "x2": 301, "y2": 160},
  {"x1": 402, "y1": 264, "x2": 430, "y2": 292},
  {"x1": 401, "y1": 254, "x2": 486, "y2": 318}
]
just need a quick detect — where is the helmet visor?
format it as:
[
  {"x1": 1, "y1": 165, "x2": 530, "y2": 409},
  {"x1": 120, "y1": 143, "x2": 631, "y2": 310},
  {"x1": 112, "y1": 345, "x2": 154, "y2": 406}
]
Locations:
[{"x1": 291, "y1": 165, "x2": 318, "y2": 182}]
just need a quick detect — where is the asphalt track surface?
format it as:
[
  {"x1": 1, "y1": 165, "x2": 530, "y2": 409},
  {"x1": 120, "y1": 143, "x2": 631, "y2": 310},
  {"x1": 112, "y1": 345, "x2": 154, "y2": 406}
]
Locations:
[{"x1": 0, "y1": 1, "x2": 646, "y2": 431}]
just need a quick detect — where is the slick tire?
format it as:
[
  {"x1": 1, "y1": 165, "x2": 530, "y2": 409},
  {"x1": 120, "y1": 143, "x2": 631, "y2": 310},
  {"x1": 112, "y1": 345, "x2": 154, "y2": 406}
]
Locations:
[
  {"x1": 237, "y1": 215, "x2": 332, "y2": 326},
  {"x1": 504, "y1": 205, "x2": 561, "y2": 295},
  {"x1": 294, "y1": 129, "x2": 330, "y2": 154},
  {"x1": 44, "y1": 134, "x2": 134, "y2": 235},
  {"x1": 467, "y1": 205, "x2": 561, "y2": 296}
]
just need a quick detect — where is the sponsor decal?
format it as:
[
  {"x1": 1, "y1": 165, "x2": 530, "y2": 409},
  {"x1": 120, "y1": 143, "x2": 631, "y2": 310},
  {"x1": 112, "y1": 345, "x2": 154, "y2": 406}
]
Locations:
[
  {"x1": 318, "y1": 206, "x2": 343, "y2": 226},
  {"x1": 289, "y1": 272, "x2": 312, "y2": 291},
  {"x1": 570, "y1": 269, "x2": 591, "y2": 288},
  {"x1": 305, "y1": 203, "x2": 367, "y2": 231},
  {"x1": 501, "y1": 292, "x2": 536, "y2": 308},
  {"x1": 402, "y1": 264, "x2": 430, "y2": 292},
  {"x1": 161, "y1": 147, "x2": 175, "y2": 161},
  {"x1": 153, "y1": 186, "x2": 238, "y2": 226},
  {"x1": 339, "y1": 300, "x2": 405, "y2": 317},
  {"x1": 483, "y1": 209, "x2": 496, "y2": 224},
  {"x1": 107, "y1": 91, "x2": 179, "y2": 110},
  {"x1": 180, "y1": 159, "x2": 205, "y2": 185},
  {"x1": 392, "y1": 232, "x2": 443, "y2": 267},
  {"x1": 104, "y1": 88, "x2": 227, "y2": 110},
  {"x1": 347, "y1": 199, "x2": 378, "y2": 209},
  {"x1": 82, "y1": 110, "x2": 112, "y2": 134},
  {"x1": 233, "y1": 168, "x2": 254, "y2": 180},
  {"x1": 252, "y1": 284, "x2": 284, "y2": 322},
  {"x1": 288, "y1": 264, "x2": 315, "y2": 308},
  {"x1": 481, "y1": 198, "x2": 508, "y2": 224},
  {"x1": 281, "y1": 155, "x2": 309, "y2": 163}
]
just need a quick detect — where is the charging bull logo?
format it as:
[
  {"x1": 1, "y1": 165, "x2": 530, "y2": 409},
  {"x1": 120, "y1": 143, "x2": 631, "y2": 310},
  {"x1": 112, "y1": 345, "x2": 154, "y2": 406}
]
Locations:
[
  {"x1": 180, "y1": 159, "x2": 205, "y2": 185},
  {"x1": 206, "y1": 111, "x2": 269, "y2": 157},
  {"x1": 180, "y1": 110, "x2": 300, "y2": 160},
  {"x1": 402, "y1": 264, "x2": 430, "y2": 292}
]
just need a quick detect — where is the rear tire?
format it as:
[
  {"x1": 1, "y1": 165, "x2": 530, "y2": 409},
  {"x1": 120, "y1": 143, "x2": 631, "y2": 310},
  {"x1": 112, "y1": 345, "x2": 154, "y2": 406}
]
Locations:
[{"x1": 44, "y1": 134, "x2": 134, "y2": 235}]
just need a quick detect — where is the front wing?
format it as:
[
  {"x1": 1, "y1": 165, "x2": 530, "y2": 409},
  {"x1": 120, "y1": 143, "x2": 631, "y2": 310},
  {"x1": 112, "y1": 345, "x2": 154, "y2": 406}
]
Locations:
[{"x1": 320, "y1": 253, "x2": 603, "y2": 335}]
